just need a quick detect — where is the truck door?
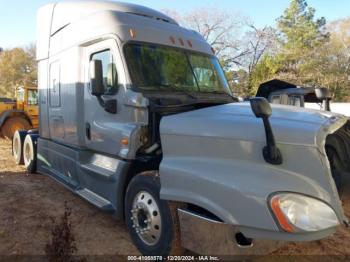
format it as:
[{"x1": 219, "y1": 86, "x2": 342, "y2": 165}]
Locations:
[{"x1": 83, "y1": 39, "x2": 125, "y2": 155}]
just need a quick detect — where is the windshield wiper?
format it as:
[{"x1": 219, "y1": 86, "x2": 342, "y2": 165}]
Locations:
[
  {"x1": 157, "y1": 83, "x2": 197, "y2": 99},
  {"x1": 200, "y1": 90, "x2": 235, "y2": 99}
]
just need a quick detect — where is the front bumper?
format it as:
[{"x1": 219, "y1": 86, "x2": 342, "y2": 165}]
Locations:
[{"x1": 178, "y1": 209, "x2": 283, "y2": 256}]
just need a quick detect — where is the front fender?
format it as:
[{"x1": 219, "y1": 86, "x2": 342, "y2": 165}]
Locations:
[
  {"x1": 159, "y1": 134, "x2": 344, "y2": 239},
  {"x1": 0, "y1": 110, "x2": 32, "y2": 126},
  {"x1": 0, "y1": 111, "x2": 9, "y2": 126}
]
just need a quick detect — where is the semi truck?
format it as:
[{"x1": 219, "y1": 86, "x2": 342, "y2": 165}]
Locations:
[
  {"x1": 12, "y1": 0, "x2": 350, "y2": 256},
  {"x1": 0, "y1": 86, "x2": 38, "y2": 138}
]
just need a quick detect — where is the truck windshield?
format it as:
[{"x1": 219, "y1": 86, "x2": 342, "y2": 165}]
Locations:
[{"x1": 124, "y1": 43, "x2": 232, "y2": 96}]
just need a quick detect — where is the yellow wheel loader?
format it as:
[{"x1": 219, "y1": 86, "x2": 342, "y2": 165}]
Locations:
[{"x1": 0, "y1": 86, "x2": 38, "y2": 139}]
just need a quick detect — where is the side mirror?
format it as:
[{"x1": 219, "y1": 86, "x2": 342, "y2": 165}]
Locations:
[
  {"x1": 250, "y1": 97, "x2": 282, "y2": 165},
  {"x1": 89, "y1": 60, "x2": 104, "y2": 96},
  {"x1": 315, "y1": 87, "x2": 331, "y2": 100},
  {"x1": 250, "y1": 97, "x2": 272, "y2": 118},
  {"x1": 315, "y1": 87, "x2": 331, "y2": 111}
]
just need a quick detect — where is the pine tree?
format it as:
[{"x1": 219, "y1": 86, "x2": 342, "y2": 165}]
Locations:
[
  {"x1": 277, "y1": 0, "x2": 329, "y2": 51},
  {"x1": 276, "y1": 0, "x2": 329, "y2": 78}
]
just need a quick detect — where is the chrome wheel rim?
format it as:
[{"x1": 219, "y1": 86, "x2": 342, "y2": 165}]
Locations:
[{"x1": 131, "y1": 191, "x2": 161, "y2": 246}]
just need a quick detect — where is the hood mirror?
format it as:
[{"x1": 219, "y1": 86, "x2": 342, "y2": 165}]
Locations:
[
  {"x1": 250, "y1": 97, "x2": 283, "y2": 165},
  {"x1": 250, "y1": 97, "x2": 272, "y2": 118}
]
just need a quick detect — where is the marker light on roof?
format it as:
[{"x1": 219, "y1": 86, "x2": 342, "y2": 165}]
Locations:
[
  {"x1": 129, "y1": 29, "x2": 136, "y2": 38},
  {"x1": 179, "y1": 38, "x2": 184, "y2": 46},
  {"x1": 187, "y1": 40, "x2": 193, "y2": 48}
]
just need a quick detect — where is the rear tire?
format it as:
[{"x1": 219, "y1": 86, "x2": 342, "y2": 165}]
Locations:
[
  {"x1": 2, "y1": 117, "x2": 31, "y2": 139},
  {"x1": 125, "y1": 171, "x2": 184, "y2": 256},
  {"x1": 23, "y1": 134, "x2": 38, "y2": 174},
  {"x1": 12, "y1": 130, "x2": 27, "y2": 165}
]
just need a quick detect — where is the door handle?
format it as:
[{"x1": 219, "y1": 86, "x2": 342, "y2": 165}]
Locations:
[{"x1": 85, "y1": 123, "x2": 91, "y2": 140}]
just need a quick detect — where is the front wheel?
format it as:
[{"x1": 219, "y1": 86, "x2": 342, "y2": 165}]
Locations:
[
  {"x1": 125, "y1": 172, "x2": 184, "y2": 256},
  {"x1": 326, "y1": 146, "x2": 346, "y2": 195}
]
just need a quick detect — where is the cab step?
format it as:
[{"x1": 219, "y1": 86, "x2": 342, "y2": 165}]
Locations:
[{"x1": 76, "y1": 188, "x2": 115, "y2": 212}]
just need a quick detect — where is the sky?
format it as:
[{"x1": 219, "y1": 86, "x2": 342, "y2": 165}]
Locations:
[{"x1": 1, "y1": 0, "x2": 350, "y2": 48}]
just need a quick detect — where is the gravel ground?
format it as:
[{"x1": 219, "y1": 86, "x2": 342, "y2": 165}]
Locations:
[{"x1": 0, "y1": 139, "x2": 349, "y2": 259}]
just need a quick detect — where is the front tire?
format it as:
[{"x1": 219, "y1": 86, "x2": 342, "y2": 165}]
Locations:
[
  {"x1": 326, "y1": 146, "x2": 345, "y2": 195},
  {"x1": 125, "y1": 172, "x2": 184, "y2": 256}
]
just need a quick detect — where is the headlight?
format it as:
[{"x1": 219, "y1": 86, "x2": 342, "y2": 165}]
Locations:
[{"x1": 270, "y1": 193, "x2": 339, "y2": 232}]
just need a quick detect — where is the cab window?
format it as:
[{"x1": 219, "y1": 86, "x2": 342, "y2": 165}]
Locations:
[
  {"x1": 90, "y1": 50, "x2": 118, "y2": 95},
  {"x1": 271, "y1": 95, "x2": 281, "y2": 104},
  {"x1": 289, "y1": 95, "x2": 302, "y2": 107},
  {"x1": 17, "y1": 88, "x2": 25, "y2": 102},
  {"x1": 28, "y1": 89, "x2": 38, "y2": 105}
]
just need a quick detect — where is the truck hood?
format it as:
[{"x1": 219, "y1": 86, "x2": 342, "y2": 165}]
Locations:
[
  {"x1": 159, "y1": 102, "x2": 348, "y2": 232},
  {"x1": 160, "y1": 102, "x2": 348, "y2": 147}
]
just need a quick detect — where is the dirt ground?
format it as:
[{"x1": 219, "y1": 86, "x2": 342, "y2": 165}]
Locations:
[{"x1": 0, "y1": 138, "x2": 349, "y2": 258}]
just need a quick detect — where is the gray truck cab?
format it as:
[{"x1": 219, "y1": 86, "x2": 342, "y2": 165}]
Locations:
[{"x1": 12, "y1": 0, "x2": 350, "y2": 256}]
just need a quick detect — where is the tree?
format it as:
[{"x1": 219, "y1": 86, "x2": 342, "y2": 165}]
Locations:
[
  {"x1": 309, "y1": 18, "x2": 350, "y2": 101},
  {"x1": 248, "y1": 0, "x2": 339, "y2": 98},
  {"x1": 273, "y1": 0, "x2": 349, "y2": 101},
  {"x1": 242, "y1": 25, "x2": 277, "y2": 95},
  {"x1": 249, "y1": 54, "x2": 284, "y2": 93},
  {"x1": 276, "y1": 0, "x2": 329, "y2": 75},
  {"x1": 0, "y1": 44, "x2": 37, "y2": 97},
  {"x1": 278, "y1": 0, "x2": 329, "y2": 49}
]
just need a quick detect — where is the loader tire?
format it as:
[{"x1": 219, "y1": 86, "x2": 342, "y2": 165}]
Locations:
[
  {"x1": 2, "y1": 117, "x2": 31, "y2": 139},
  {"x1": 23, "y1": 134, "x2": 38, "y2": 174},
  {"x1": 12, "y1": 130, "x2": 27, "y2": 165},
  {"x1": 125, "y1": 171, "x2": 184, "y2": 256}
]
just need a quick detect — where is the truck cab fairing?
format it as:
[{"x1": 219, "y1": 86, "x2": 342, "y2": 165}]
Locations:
[
  {"x1": 159, "y1": 102, "x2": 349, "y2": 241},
  {"x1": 37, "y1": 1, "x2": 213, "y2": 61}
]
